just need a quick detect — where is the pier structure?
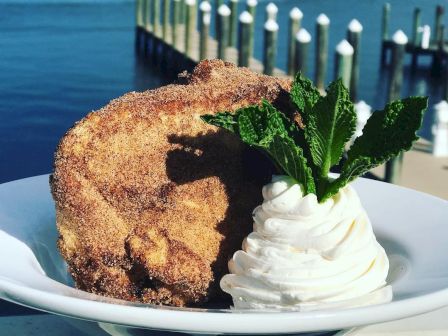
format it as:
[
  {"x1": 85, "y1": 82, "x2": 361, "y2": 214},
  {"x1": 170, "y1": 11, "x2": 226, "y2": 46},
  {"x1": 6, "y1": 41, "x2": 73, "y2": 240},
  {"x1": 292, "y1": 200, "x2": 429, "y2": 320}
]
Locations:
[
  {"x1": 135, "y1": 0, "x2": 286, "y2": 77},
  {"x1": 134, "y1": 0, "x2": 448, "y2": 185},
  {"x1": 381, "y1": 3, "x2": 448, "y2": 77},
  {"x1": 134, "y1": 0, "x2": 366, "y2": 88}
]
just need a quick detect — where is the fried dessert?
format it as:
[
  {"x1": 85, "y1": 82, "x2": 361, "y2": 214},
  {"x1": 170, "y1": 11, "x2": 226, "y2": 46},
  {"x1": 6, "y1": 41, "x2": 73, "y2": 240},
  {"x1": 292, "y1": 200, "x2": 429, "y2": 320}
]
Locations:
[{"x1": 50, "y1": 60, "x2": 292, "y2": 307}]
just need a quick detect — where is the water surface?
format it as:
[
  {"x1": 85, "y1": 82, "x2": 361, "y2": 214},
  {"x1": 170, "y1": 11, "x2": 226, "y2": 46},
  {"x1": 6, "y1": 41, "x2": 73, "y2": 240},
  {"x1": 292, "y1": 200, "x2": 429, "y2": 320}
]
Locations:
[{"x1": 0, "y1": 0, "x2": 445, "y2": 183}]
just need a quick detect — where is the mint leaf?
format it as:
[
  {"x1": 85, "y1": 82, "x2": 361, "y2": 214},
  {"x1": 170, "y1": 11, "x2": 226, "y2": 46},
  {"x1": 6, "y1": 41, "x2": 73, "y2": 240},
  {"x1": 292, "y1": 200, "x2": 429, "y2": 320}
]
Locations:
[
  {"x1": 201, "y1": 101, "x2": 316, "y2": 194},
  {"x1": 266, "y1": 135, "x2": 316, "y2": 194},
  {"x1": 305, "y1": 80, "x2": 357, "y2": 181},
  {"x1": 290, "y1": 73, "x2": 320, "y2": 115},
  {"x1": 201, "y1": 112, "x2": 237, "y2": 133},
  {"x1": 289, "y1": 73, "x2": 320, "y2": 173},
  {"x1": 237, "y1": 101, "x2": 283, "y2": 144},
  {"x1": 321, "y1": 96, "x2": 428, "y2": 201},
  {"x1": 291, "y1": 75, "x2": 356, "y2": 186}
]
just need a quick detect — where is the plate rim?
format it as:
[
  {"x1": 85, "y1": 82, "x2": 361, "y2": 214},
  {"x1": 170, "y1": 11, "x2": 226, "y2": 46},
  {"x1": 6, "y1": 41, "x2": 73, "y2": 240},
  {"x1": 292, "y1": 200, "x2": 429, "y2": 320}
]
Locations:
[
  {"x1": 2, "y1": 276, "x2": 448, "y2": 334},
  {"x1": 1, "y1": 174, "x2": 448, "y2": 334}
]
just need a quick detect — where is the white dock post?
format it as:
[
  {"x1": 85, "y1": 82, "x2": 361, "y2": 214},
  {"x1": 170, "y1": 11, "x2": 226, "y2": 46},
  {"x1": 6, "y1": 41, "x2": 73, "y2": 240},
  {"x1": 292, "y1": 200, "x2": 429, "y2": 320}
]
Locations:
[
  {"x1": 421, "y1": 25, "x2": 431, "y2": 49},
  {"x1": 334, "y1": 39, "x2": 354, "y2": 89},
  {"x1": 432, "y1": 100, "x2": 448, "y2": 157},
  {"x1": 265, "y1": 2, "x2": 278, "y2": 21}
]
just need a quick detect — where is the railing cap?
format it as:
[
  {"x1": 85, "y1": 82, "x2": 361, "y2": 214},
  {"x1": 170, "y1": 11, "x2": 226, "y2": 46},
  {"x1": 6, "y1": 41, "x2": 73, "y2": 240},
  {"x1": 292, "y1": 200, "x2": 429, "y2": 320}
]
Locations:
[
  {"x1": 316, "y1": 13, "x2": 330, "y2": 25},
  {"x1": 246, "y1": 0, "x2": 257, "y2": 7},
  {"x1": 199, "y1": 1, "x2": 211, "y2": 12},
  {"x1": 290, "y1": 7, "x2": 303, "y2": 20},
  {"x1": 264, "y1": 18, "x2": 279, "y2": 31},
  {"x1": 392, "y1": 30, "x2": 408, "y2": 45},
  {"x1": 348, "y1": 19, "x2": 363, "y2": 33},
  {"x1": 239, "y1": 11, "x2": 253, "y2": 24},
  {"x1": 336, "y1": 39, "x2": 354, "y2": 55},
  {"x1": 218, "y1": 4, "x2": 231, "y2": 16},
  {"x1": 296, "y1": 28, "x2": 311, "y2": 43},
  {"x1": 266, "y1": 2, "x2": 278, "y2": 15}
]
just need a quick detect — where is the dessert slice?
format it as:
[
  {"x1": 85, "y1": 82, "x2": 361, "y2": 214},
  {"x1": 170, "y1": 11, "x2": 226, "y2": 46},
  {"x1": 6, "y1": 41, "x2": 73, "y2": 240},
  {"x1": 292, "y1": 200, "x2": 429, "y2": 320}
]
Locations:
[
  {"x1": 50, "y1": 60, "x2": 291, "y2": 306},
  {"x1": 203, "y1": 74, "x2": 427, "y2": 310}
]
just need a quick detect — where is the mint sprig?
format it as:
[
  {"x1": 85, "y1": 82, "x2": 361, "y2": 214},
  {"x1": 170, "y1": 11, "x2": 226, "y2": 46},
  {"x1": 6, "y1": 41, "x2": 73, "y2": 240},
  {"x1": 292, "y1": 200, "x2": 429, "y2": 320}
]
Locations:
[
  {"x1": 291, "y1": 76, "x2": 357, "y2": 198},
  {"x1": 201, "y1": 74, "x2": 428, "y2": 203},
  {"x1": 322, "y1": 97, "x2": 428, "y2": 200},
  {"x1": 201, "y1": 100, "x2": 316, "y2": 194}
]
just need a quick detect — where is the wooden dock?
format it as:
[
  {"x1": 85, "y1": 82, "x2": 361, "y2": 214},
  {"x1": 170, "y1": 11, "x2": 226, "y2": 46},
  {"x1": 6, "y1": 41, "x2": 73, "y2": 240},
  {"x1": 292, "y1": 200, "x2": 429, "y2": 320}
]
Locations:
[
  {"x1": 134, "y1": 0, "x2": 448, "y2": 193},
  {"x1": 135, "y1": 25, "x2": 287, "y2": 78},
  {"x1": 380, "y1": 3, "x2": 448, "y2": 76},
  {"x1": 381, "y1": 40, "x2": 448, "y2": 69}
]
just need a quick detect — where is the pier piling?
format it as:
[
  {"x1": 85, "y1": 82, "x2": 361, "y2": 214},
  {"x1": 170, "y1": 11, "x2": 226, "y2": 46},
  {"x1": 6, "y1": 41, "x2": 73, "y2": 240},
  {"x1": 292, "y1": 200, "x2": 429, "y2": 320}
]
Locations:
[
  {"x1": 412, "y1": 8, "x2": 421, "y2": 46},
  {"x1": 287, "y1": 8, "x2": 303, "y2": 76},
  {"x1": 172, "y1": 0, "x2": 181, "y2": 49},
  {"x1": 135, "y1": 0, "x2": 144, "y2": 50},
  {"x1": 185, "y1": 0, "x2": 197, "y2": 56},
  {"x1": 385, "y1": 30, "x2": 408, "y2": 184},
  {"x1": 347, "y1": 19, "x2": 362, "y2": 102},
  {"x1": 434, "y1": 5, "x2": 445, "y2": 44},
  {"x1": 145, "y1": 0, "x2": 152, "y2": 31},
  {"x1": 217, "y1": 4, "x2": 231, "y2": 60},
  {"x1": 433, "y1": 24, "x2": 446, "y2": 76},
  {"x1": 229, "y1": 0, "x2": 239, "y2": 47},
  {"x1": 431, "y1": 6, "x2": 445, "y2": 73},
  {"x1": 411, "y1": 8, "x2": 421, "y2": 68},
  {"x1": 295, "y1": 28, "x2": 311, "y2": 76},
  {"x1": 199, "y1": 1, "x2": 212, "y2": 60},
  {"x1": 315, "y1": 13, "x2": 330, "y2": 91},
  {"x1": 136, "y1": 0, "x2": 144, "y2": 28},
  {"x1": 334, "y1": 39, "x2": 354, "y2": 89},
  {"x1": 388, "y1": 30, "x2": 407, "y2": 101},
  {"x1": 266, "y1": 3, "x2": 278, "y2": 21},
  {"x1": 215, "y1": 0, "x2": 224, "y2": 35},
  {"x1": 263, "y1": 18, "x2": 279, "y2": 75},
  {"x1": 445, "y1": 51, "x2": 448, "y2": 101},
  {"x1": 179, "y1": 0, "x2": 186, "y2": 24},
  {"x1": 380, "y1": 3, "x2": 391, "y2": 65},
  {"x1": 432, "y1": 101, "x2": 448, "y2": 157},
  {"x1": 421, "y1": 25, "x2": 431, "y2": 49},
  {"x1": 152, "y1": 0, "x2": 160, "y2": 36},
  {"x1": 163, "y1": 0, "x2": 170, "y2": 41},
  {"x1": 143, "y1": 0, "x2": 151, "y2": 32},
  {"x1": 238, "y1": 11, "x2": 253, "y2": 67},
  {"x1": 246, "y1": 0, "x2": 257, "y2": 59}
]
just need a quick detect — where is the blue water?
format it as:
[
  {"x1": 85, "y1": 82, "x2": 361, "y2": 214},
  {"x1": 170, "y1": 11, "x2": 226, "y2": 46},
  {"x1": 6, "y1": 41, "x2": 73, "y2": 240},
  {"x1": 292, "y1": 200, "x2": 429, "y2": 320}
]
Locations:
[{"x1": 0, "y1": 0, "x2": 446, "y2": 184}]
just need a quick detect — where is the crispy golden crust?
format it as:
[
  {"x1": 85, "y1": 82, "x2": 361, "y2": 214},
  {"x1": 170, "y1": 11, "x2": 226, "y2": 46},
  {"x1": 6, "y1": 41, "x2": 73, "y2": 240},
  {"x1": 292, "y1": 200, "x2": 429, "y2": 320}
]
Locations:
[{"x1": 51, "y1": 60, "x2": 292, "y2": 306}]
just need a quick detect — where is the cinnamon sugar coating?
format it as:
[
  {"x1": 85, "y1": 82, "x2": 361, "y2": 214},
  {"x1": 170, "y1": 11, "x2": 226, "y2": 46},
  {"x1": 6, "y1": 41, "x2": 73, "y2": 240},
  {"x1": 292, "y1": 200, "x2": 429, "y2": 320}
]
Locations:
[{"x1": 51, "y1": 60, "x2": 292, "y2": 306}]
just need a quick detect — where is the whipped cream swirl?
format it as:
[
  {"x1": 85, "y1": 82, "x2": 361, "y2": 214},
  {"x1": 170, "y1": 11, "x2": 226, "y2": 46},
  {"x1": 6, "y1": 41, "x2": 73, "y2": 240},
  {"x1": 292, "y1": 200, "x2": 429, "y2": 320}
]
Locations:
[{"x1": 220, "y1": 176, "x2": 391, "y2": 310}]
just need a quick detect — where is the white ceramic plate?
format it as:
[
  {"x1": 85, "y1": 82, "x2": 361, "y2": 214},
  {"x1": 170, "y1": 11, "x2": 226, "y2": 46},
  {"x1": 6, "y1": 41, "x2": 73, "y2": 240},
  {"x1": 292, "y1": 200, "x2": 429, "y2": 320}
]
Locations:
[{"x1": 1, "y1": 175, "x2": 448, "y2": 335}]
